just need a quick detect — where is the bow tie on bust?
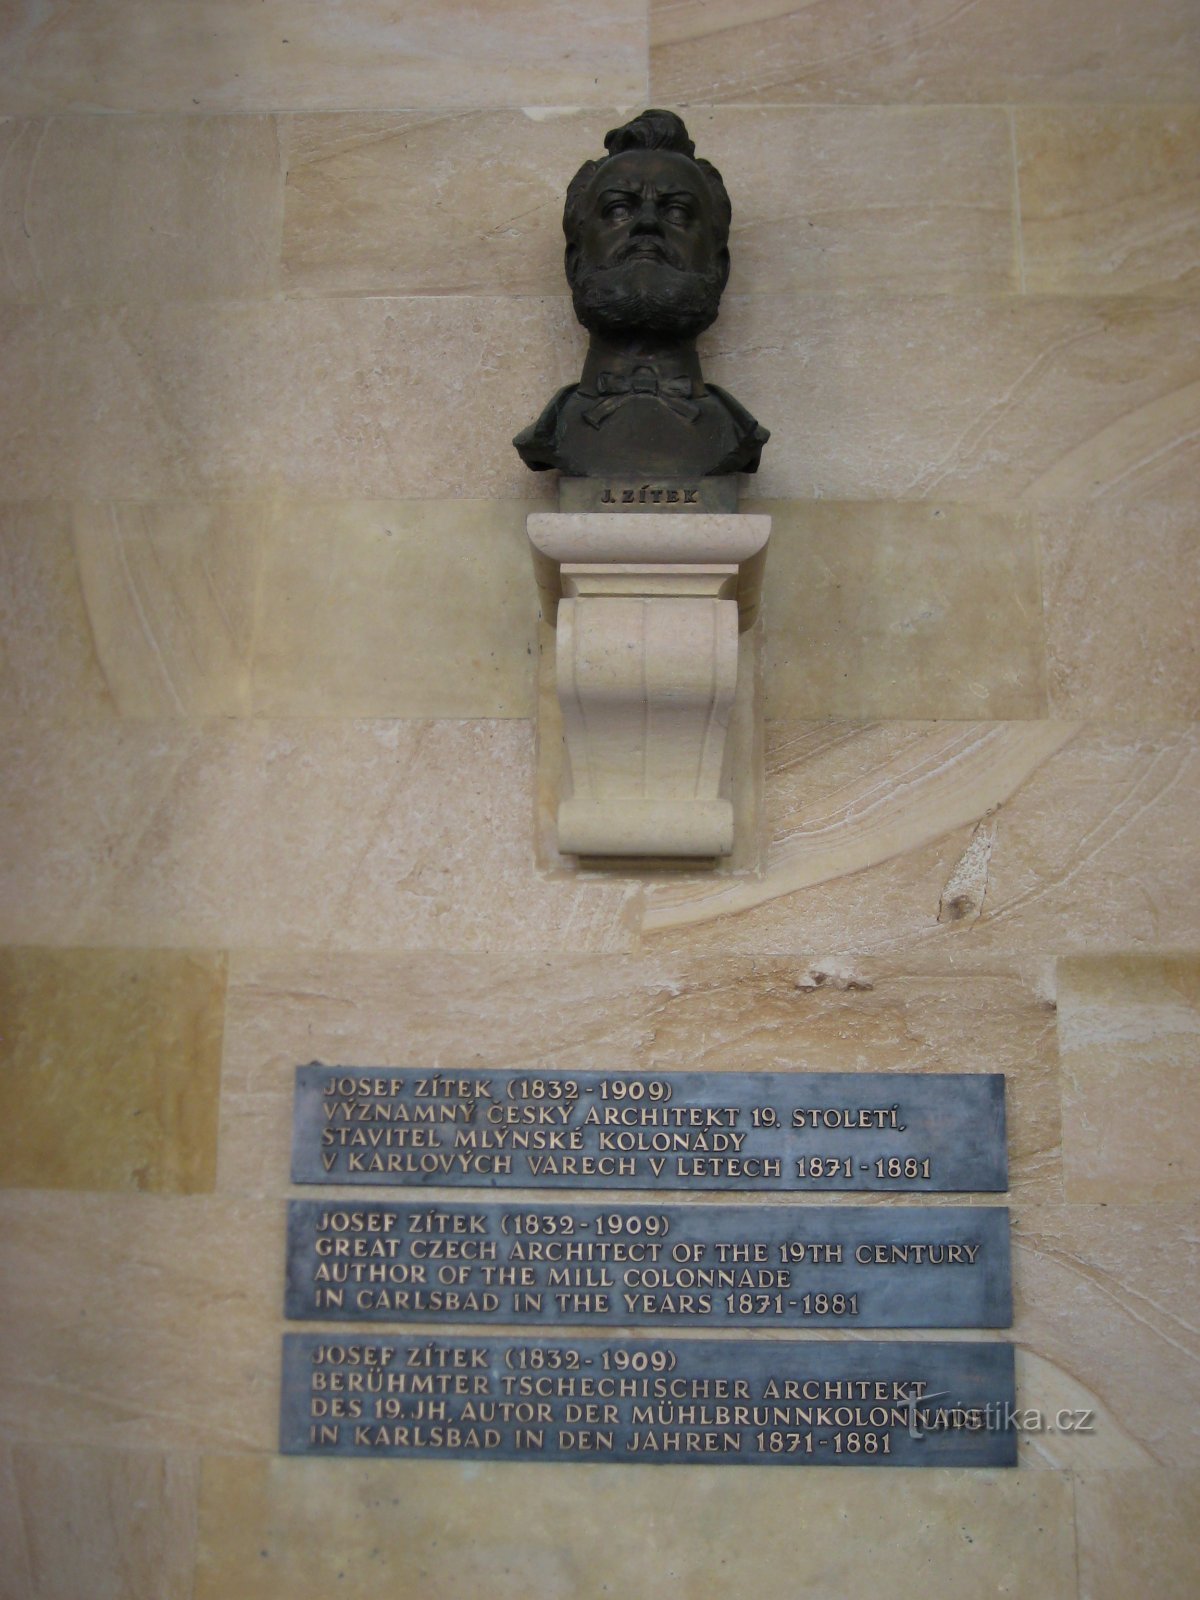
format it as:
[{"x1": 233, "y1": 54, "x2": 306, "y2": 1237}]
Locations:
[{"x1": 582, "y1": 365, "x2": 701, "y2": 428}]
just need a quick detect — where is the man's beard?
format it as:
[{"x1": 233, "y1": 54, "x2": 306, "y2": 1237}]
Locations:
[{"x1": 570, "y1": 256, "x2": 725, "y2": 342}]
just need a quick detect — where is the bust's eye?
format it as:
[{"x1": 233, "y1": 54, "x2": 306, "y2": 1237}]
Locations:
[
  {"x1": 605, "y1": 201, "x2": 633, "y2": 222},
  {"x1": 663, "y1": 204, "x2": 692, "y2": 225}
]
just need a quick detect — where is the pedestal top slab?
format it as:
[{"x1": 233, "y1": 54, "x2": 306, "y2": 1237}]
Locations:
[{"x1": 527, "y1": 512, "x2": 771, "y2": 566}]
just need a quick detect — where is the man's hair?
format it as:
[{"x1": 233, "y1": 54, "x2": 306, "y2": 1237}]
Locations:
[{"x1": 563, "y1": 109, "x2": 732, "y2": 252}]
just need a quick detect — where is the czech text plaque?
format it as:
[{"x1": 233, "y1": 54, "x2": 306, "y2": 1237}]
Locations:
[
  {"x1": 285, "y1": 1200, "x2": 1012, "y2": 1329},
  {"x1": 292, "y1": 1066, "x2": 1007, "y2": 1191},
  {"x1": 281, "y1": 1335, "x2": 1016, "y2": 1467}
]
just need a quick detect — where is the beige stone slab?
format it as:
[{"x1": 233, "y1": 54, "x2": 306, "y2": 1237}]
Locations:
[
  {"x1": 651, "y1": 0, "x2": 1200, "y2": 104},
  {"x1": 0, "y1": 1443, "x2": 34, "y2": 1597},
  {"x1": 0, "y1": 116, "x2": 282, "y2": 304},
  {"x1": 635, "y1": 722, "x2": 1200, "y2": 959},
  {"x1": 757, "y1": 501, "x2": 1047, "y2": 720},
  {"x1": 6, "y1": 293, "x2": 1198, "y2": 506},
  {"x1": 69, "y1": 501, "x2": 262, "y2": 718},
  {"x1": 0, "y1": 298, "x2": 571, "y2": 500},
  {"x1": 283, "y1": 110, "x2": 612, "y2": 297},
  {"x1": 710, "y1": 104, "x2": 1016, "y2": 294},
  {"x1": 0, "y1": 1, "x2": 647, "y2": 114},
  {"x1": 1038, "y1": 500, "x2": 1200, "y2": 723},
  {"x1": 0, "y1": 719, "x2": 635, "y2": 954},
  {"x1": 0, "y1": 722, "x2": 201, "y2": 942},
  {"x1": 1014, "y1": 1348, "x2": 1158, "y2": 1472},
  {"x1": 217, "y1": 948, "x2": 1060, "y2": 1200},
  {"x1": 0, "y1": 1191, "x2": 279, "y2": 1450},
  {"x1": 708, "y1": 293, "x2": 1200, "y2": 507},
  {"x1": 1057, "y1": 955, "x2": 1200, "y2": 1204},
  {"x1": 1075, "y1": 1470, "x2": 1200, "y2": 1599},
  {"x1": 252, "y1": 500, "x2": 536, "y2": 718},
  {"x1": 282, "y1": 105, "x2": 1014, "y2": 298},
  {"x1": 1017, "y1": 107, "x2": 1200, "y2": 298},
  {"x1": 195, "y1": 1454, "x2": 1076, "y2": 1600},
  {"x1": 7, "y1": 1445, "x2": 198, "y2": 1600},
  {"x1": 0, "y1": 947, "x2": 225, "y2": 1195},
  {"x1": 4, "y1": 718, "x2": 1196, "y2": 964},
  {"x1": 1013, "y1": 1203, "x2": 1200, "y2": 1468},
  {"x1": 2, "y1": 498, "x2": 538, "y2": 722},
  {"x1": 0, "y1": 502, "x2": 115, "y2": 721}
]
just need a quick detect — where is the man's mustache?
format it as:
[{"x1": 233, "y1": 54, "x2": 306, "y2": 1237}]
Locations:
[{"x1": 612, "y1": 239, "x2": 686, "y2": 270}]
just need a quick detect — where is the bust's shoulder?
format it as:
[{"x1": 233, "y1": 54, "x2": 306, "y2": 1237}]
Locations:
[
  {"x1": 514, "y1": 385, "x2": 578, "y2": 470},
  {"x1": 705, "y1": 383, "x2": 770, "y2": 474}
]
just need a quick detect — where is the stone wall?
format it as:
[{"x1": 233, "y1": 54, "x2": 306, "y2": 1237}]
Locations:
[{"x1": 1, "y1": 3, "x2": 1197, "y2": 1596}]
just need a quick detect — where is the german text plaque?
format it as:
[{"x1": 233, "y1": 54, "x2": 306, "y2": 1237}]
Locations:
[
  {"x1": 292, "y1": 1067, "x2": 1007, "y2": 1192},
  {"x1": 281, "y1": 1335, "x2": 1016, "y2": 1467}
]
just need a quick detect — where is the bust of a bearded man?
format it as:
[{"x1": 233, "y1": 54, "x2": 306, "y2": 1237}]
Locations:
[{"x1": 514, "y1": 109, "x2": 769, "y2": 483}]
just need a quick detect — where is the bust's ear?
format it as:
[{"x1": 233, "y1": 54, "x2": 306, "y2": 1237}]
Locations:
[
  {"x1": 716, "y1": 245, "x2": 731, "y2": 293},
  {"x1": 564, "y1": 242, "x2": 579, "y2": 285}
]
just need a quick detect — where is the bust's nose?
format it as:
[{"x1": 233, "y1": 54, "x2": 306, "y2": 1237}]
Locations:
[{"x1": 629, "y1": 197, "x2": 664, "y2": 236}]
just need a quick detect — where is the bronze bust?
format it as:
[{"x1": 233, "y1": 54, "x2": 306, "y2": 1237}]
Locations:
[{"x1": 514, "y1": 109, "x2": 769, "y2": 483}]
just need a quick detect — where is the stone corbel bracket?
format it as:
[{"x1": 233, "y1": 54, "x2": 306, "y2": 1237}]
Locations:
[{"x1": 527, "y1": 512, "x2": 771, "y2": 861}]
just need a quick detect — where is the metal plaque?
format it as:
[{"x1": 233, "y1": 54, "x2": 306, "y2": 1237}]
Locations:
[
  {"x1": 292, "y1": 1066, "x2": 1007, "y2": 1192},
  {"x1": 281, "y1": 1334, "x2": 1016, "y2": 1467},
  {"x1": 285, "y1": 1199, "x2": 1011, "y2": 1330}
]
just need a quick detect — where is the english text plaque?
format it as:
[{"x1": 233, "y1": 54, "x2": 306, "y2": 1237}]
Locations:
[
  {"x1": 285, "y1": 1200, "x2": 1012, "y2": 1329},
  {"x1": 281, "y1": 1335, "x2": 1016, "y2": 1467},
  {"x1": 292, "y1": 1066, "x2": 1007, "y2": 1192}
]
